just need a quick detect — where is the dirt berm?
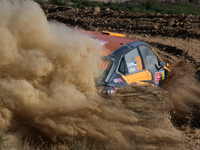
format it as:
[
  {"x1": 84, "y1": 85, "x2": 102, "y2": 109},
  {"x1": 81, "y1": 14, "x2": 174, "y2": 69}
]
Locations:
[{"x1": 42, "y1": 5, "x2": 200, "y2": 39}]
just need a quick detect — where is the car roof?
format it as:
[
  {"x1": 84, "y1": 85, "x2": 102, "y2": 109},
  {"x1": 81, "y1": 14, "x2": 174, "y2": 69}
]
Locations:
[{"x1": 78, "y1": 31, "x2": 137, "y2": 56}]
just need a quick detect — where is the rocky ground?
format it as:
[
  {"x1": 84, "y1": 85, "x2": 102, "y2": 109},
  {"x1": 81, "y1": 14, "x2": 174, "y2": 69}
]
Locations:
[{"x1": 42, "y1": 5, "x2": 200, "y2": 38}]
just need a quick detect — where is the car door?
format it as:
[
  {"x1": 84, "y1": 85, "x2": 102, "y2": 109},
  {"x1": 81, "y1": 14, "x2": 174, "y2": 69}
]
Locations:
[
  {"x1": 118, "y1": 48, "x2": 151, "y2": 85},
  {"x1": 138, "y1": 45, "x2": 165, "y2": 86}
]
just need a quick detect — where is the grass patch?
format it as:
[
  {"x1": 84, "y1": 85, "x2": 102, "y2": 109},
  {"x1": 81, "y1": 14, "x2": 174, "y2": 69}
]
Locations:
[
  {"x1": 34, "y1": 0, "x2": 45, "y2": 5},
  {"x1": 49, "y1": 0, "x2": 68, "y2": 5},
  {"x1": 139, "y1": 1, "x2": 200, "y2": 15},
  {"x1": 37, "y1": 0, "x2": 200, "y2": 15}
]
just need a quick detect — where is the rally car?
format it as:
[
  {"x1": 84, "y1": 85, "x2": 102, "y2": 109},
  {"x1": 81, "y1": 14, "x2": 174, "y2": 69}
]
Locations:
[{"x1": 83, "y1": 31, "x2": 169, "y2": 96}]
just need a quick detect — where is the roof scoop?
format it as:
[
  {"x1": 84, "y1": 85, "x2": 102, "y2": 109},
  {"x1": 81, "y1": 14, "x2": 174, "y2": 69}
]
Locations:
[{"x1": 101, "y1": 31, "x2": 125, "y2": 37}]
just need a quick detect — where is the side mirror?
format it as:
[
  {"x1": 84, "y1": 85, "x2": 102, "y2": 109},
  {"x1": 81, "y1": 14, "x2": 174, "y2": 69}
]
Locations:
[{"x1": 159, "y1": 61, "x2": 167, "y2": 67}]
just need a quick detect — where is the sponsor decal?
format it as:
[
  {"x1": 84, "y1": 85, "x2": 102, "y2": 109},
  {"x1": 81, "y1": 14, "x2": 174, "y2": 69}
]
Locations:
[
  {"x1": 128, "y1": 67, "x2": 138, "y2": 73},
  {"x1": 98, "y1": 40, "x2": 108, "y2": 45},
  {"x1": 155, "y1": 71, "x2": 164, "y2": 83},
  {"x1": 127, "y1": 61, "x2": 137, "y2": 67},
  {"x1": 113, "y1": 78, "x2": 123, "y2": 83},
  {"x1": 162, "y1": 71, "x2": 165, "y2": 80}
]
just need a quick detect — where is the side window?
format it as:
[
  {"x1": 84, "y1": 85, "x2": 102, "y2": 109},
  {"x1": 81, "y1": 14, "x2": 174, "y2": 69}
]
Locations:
[
  {"x1": 118, "y1": 57, "x2": 125, "y2": 74},
  {"x1": 124, "y1": 48, "x2": 142, "y2": 74},
  {"x1": 139, "y1": 45, "x2": 160, "y2": 69}
]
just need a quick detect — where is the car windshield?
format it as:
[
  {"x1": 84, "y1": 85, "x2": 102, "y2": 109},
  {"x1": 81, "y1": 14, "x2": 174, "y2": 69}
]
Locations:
[{"x1": 95, "y1": 56, "x2": 113, "y2": 86}]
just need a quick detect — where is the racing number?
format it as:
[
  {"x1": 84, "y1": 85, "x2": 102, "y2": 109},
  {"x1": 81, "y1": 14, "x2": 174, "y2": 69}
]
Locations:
[
  {"x1": 98, "y1": 61, "x2": 108, "y2": 70},
  {"x1": 136, "y1": 56, "x2": 142, "y2": 70}
]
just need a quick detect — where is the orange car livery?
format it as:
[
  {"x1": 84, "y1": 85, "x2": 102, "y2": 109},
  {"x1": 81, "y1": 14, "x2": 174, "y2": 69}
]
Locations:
[{"x1": 83, "y1": 31, "x2": 168, "y2": 96}]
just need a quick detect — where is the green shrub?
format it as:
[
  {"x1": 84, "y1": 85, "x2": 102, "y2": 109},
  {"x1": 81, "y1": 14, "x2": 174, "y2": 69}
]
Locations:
[
  {"x1": 71, "y1": 0, "x2": 83, "y2": 3},
  {"x1": 140, "y1": 0, "x2": 156, "y2": 10},
  {"x1": 34, "y1": 0, "x2": 45, "y2": 5},
  {"x1": 79, "y1": 4, "x2": 86, "y2": 9},
  {"x1": 81, "y1": 1, "x2": 91, "y2": 6},
  {"x1": 37, "y1": 0, "x2": 200, "y2": 16},
  {"x1": 49, "y1": 0, "x2": 67, "y2": 5}
]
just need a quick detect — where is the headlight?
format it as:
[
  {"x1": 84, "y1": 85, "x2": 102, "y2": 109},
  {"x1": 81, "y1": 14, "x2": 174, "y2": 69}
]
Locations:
[{"x1": 101, "y1": 87, "x2": 115, "y2": 97}]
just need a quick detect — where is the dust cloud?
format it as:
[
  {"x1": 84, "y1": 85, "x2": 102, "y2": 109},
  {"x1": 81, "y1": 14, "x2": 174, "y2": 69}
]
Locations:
[
  {"x1": 0, "y1": 0, "x2": 186, "y2": 149},
  {"x1": 162, "y1": 61, "x2": 200, "y2": 129}
]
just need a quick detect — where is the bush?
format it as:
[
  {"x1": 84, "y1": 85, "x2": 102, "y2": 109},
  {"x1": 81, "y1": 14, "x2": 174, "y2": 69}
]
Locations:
[
  {"x1": 140, "y1": 0, "x2": 155, "y2": 10},
  {"x1": 36, "y1": 0, "x2": 200, "y2": 16},
  {"x1": 79, "y1": 4, "x2": 86, "y2": 9},
  {"x1": 49, "y1": 0, "x2": 67, "y2": 5},
  {"x1": 34, "y1": 0, "x2": 45, "y2": 5}
]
